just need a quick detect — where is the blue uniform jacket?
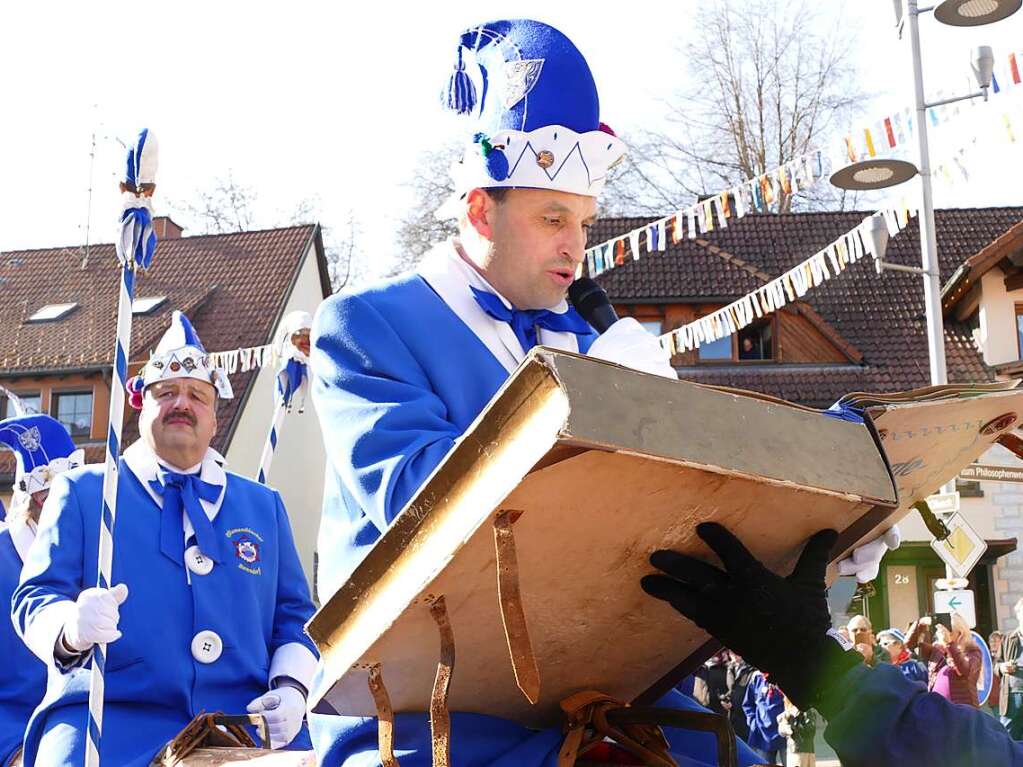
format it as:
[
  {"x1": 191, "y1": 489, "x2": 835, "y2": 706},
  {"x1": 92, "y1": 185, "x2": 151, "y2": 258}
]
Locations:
[
  {"x1": 0, "y1": 526, "x2": 46, "y2": 765},
  {"x1": 825, "y1": 662, "x2": 1023, "y2": 766},
  {"x1": 310, "y1": 272, "x2": 597, "y2": 599},
  {"x1": 11, "y1": 458, "x2": 317, "y2": 767},
  {"x1": 741, "y1": 673, "x2": 786, "y2": 753}
]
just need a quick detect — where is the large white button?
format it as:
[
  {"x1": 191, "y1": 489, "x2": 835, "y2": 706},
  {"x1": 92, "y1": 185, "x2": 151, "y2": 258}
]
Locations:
[
  {"x1": 191, "y1": 630, "x2": 223, "y2": 664},
  {"x1": 185, "y1": 545, "x2": 214, "y2": 576}
]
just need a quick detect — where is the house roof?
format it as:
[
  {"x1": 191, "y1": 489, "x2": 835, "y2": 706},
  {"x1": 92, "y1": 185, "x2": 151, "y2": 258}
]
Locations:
[
  {"x1": 0, "y1": 223, "x2": 328, "y2": 476},
  {"x1": 591, "y1": 207, "x2": 1023, "y2": 408}
]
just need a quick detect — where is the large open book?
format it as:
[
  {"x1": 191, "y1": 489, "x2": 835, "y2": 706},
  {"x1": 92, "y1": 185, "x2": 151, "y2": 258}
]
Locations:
[{"x1": 308, "y1": 349, "x2": 1023, "y2": 728}]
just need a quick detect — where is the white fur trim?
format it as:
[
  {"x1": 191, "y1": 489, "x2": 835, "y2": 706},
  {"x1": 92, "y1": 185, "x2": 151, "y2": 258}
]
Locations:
[{"x1": 269, "y1": 642, "x2": 318, "y2": 692}]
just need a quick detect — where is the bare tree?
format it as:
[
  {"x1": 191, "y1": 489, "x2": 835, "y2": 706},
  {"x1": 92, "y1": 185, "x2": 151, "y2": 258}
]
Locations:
[
  {"x1": 171, "y1": 171, "x2": 259, "y2": 234},
  {"x1": 391, "y1": 141, "x2": 462, "y2": 275},
  {"x1": 606, "y1": 0, "x2": 868, "y2": 215}
]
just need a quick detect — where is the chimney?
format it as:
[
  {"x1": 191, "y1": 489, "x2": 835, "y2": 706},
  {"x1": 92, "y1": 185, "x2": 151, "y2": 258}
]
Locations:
[{"x1": 152, "y1": 216, "x2": 184, "y2": 239}]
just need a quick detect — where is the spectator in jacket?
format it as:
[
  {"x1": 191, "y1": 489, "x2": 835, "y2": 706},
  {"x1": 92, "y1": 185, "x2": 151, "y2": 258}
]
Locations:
[
  {"x1": 997, "y1": 599, "x2": 1023, "y2": 738},
  {"x1": 742, "y1": 671, "x2": 787, "y2": 764},
  {"x1": 928, "y1": 613, "x2": 983, "y2": 707},
  {"x1": 907, "y1": 616, "x2": 949, "y2": 689},
  {"x1": 726, "y1": 652, "x2": 757, "y2": 741},
  {"x1": 692, "y1": 649, "x2": 731, "y2": 716},
  {"x1": 877, "y1": 628, "x2": 928, "y2": 686}
]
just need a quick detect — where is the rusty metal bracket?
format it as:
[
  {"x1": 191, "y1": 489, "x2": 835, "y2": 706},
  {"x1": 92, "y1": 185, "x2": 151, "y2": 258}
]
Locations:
[
  {"x1": 429, "y1": 596, "x2": 454, "y2": 767},
  {"x1": 913, "y1": 499, "x2": 951, "y2": 541},
  {"x1": 368, "y1": 664, "x2": 399, "y2": 767},
  {"x1": 494, "y1": 509, "x2": 541, "y2": 704}
]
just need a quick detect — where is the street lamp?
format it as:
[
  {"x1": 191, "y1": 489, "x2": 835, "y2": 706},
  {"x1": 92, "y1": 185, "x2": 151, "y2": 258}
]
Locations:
[{"x1": 830, "y1": 0, "x2": 1018, "y2": 388}]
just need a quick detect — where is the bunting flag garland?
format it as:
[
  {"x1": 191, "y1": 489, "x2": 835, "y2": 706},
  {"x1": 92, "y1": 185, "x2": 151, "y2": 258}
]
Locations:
[
  {"x1": 208, "y1": 343, "x2": 276, "y2": 375},
  {"x1": 582, "y1": 148, "x2": 828, "y2": 278},
  {"x1": 660, "y1": 201, "x2": 918, "y2": 355}
]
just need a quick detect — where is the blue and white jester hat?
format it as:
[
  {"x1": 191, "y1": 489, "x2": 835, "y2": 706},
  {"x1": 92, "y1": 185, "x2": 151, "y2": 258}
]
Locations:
[
  {"x1": 117, "y1": 128, "x2": 159, "y2": 269},
  {"x1": 439, "y1": 19, "x2": 626, "y2": 216},
  {"x1": 0, "y1": 414, "x2": 85, "y2": 496},
  {"x1": 126, "y1": 310, "x2": 233, "y2": 409}
]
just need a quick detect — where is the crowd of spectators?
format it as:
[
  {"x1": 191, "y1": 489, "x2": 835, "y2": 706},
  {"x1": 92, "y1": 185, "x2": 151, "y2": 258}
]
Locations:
[{"x1": 685, "y1": 600, "x2": 1023, "y2": 765}]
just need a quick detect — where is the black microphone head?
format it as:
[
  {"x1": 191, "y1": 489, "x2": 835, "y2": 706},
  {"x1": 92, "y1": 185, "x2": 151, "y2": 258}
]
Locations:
[
  {"x1": 568, "y1": 277, "x2": 619, "y2": 334},
  {"x1": 568, "y1": 277, "x2": 607, "y2": 315}
]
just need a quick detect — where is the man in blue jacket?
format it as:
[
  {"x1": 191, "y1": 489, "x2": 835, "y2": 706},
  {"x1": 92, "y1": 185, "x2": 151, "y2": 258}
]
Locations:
[
  {"x1": 12, "y1": 311, "x2": 318, "y2": 767},
  {"x1": 0, "y1": 414, "x2": 84, "y2": 766}
]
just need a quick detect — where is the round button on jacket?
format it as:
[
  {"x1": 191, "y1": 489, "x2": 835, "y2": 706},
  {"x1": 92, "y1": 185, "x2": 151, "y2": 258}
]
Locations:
[
  {"x1": 185, "y1": 545, "x2": 214, "y2": 576},
  {"x1": 191, "y1": 630, "x2": 223, "y2": 664}
]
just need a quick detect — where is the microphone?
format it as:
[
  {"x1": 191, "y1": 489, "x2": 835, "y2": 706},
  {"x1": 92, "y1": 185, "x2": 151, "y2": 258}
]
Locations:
[{"x1": 568, "y1": 277, "x2": 619, "y2": 334}]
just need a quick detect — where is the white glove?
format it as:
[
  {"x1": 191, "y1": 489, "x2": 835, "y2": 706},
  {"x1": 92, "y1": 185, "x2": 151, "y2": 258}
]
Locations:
[
  {"x1": 247, "y1": 685, "x2": 306, "y2": 749},
  {"x1": 63, "y1": 583, "x2": 129, "y2": 652},
  {"x1": 586, "y1": 317, "x2": 677, "y2": 379},
  {"x1": 837, "y1": 525, "x2": 901, "y2": 583}
]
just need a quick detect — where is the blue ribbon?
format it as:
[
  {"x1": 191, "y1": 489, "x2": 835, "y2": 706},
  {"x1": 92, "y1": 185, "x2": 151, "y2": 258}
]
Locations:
[
  {"x1": 149, "y1": 469, "x2": 224, "y2": 565},
  {"x1": 277, "y1": 359, "x2": 307, "y2": 408},
  {"x1": 470, "y1": 287, "x2": 591, "y2": 354}
]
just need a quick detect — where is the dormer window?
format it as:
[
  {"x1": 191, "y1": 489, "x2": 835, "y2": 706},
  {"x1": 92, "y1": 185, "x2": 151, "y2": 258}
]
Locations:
[
  {"x1": 132, "y1": 296, "x2": 167, "y2": 315},
  {"x1": 26, "y1": 302, "x2": 78, "y2": 322}
]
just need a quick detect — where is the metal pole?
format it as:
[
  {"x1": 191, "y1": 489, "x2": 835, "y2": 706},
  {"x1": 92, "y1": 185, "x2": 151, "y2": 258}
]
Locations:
[{"x1": 907, "y1": 0, "x2": 948, "y2": 387}]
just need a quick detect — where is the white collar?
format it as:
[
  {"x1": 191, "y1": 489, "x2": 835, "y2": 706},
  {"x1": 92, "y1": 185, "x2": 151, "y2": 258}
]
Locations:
[
  {"x1": 123, "y1": 440, "x2": 228, "y2": 528},
  {"x1": 417, "y1": 239, "x2": 581, "y2": 373},
  {"x1": 7, "y1": 513, "x2": 36, "y2": 563}
]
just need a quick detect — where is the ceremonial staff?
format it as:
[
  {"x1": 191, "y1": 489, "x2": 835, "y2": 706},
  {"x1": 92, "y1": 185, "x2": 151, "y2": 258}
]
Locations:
[
  {"x1": 256, "y1": 312, "x2": 311, "y2": 485},
  {"x1": 86, "y1": 129, "x2": 159, "y2": 767}
]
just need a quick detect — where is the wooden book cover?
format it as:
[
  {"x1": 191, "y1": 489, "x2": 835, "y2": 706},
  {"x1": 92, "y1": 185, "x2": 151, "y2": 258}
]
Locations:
[{"x1": 308, "y1": 350, "x2": 1021, "y2": 727}]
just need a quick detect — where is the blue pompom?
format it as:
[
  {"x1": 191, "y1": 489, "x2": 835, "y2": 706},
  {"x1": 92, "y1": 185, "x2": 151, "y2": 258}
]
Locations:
[
  {"x1": 445, "y1": 47, "x2": 476, "y2": 115},
  {"x1": 485, "y1": 148, "x2": 509, "y2": 181}
]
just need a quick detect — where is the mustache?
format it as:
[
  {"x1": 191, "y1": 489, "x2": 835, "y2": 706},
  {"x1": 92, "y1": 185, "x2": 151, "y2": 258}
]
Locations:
[{"x1": 163, "y1": 410, "x2": 196, "y2": 426}]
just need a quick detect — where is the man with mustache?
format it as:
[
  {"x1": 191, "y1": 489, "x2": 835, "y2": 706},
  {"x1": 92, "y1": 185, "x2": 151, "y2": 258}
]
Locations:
[
  {"x1": 0, "y1": 414, "x2": 84, "y2": 766},
  {"x1": 12, "y1": 311, "x2": 317, "y2": 767}
]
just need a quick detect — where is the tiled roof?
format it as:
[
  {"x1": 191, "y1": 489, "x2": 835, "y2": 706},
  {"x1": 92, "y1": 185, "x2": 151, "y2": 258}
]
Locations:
[
  {"x1": 590, "y1": 207, "x2": 1023, "y2": 408},
  {"x1": 0, "y1": 224, "x2": 325, "y2": 462}
]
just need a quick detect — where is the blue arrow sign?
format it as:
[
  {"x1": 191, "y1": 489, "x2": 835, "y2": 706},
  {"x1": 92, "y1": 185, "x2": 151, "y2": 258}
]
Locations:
[{"x1": 948, "y1": 596, "x2": 962, "y2": 610}]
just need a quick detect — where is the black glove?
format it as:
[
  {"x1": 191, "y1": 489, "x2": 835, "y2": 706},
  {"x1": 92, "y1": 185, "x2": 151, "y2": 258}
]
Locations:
[{"x1": 641, "y1": 522, "x2": 861, "y2": 714}]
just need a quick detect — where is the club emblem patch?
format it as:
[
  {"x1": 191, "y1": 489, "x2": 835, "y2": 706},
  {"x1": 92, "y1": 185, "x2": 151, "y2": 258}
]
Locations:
[
  {"x1": 18, "y1": 426, "x2": 41, "y2": 451},
  {"x1": 235, "y1": 538, "x2": 260, "y2": 564},
  {"x1": 226, "y1": 527, "x2": 264, "y2": 575}
]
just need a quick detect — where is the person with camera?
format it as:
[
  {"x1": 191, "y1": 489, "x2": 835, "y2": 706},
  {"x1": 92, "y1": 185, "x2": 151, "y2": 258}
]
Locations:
[{"x1": 906, "y1": 613, "x2": 981, "y2": 706}]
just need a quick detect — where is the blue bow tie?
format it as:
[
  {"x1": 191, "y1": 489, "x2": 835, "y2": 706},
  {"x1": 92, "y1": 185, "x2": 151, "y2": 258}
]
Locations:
[
  {"x1": 149, "y1": 469, "x2": 224, "y2": 566},
  {"x1": 471, "y1": 287, "x2": 591, "y2": 355}
]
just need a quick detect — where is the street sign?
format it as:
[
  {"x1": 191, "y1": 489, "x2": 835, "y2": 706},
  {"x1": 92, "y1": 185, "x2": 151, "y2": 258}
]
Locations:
[
  {"x1": 959, "y1": 464, "x2": 1023, "y2": 483},
  {"x1": 934, "y1": 588, "x2": 977, "y2": 628},
  {"x1": 925, "y1": 491, "x2": 960, "y2": 515},
  {"x1": 930, "y1": 512, "x2": 988, "y2": 579},
  {"x1": 935, "y1": 578, "x2": 969, "y2": 591},
  {"x1": 973, "y1": 631, "x2": 993, "y2": 706}
]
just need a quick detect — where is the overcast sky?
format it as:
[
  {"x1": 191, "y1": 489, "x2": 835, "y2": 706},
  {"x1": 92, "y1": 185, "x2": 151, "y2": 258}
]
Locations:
[{"x1": 1, "y1": 1, "x2": 1020, "y2": 272}]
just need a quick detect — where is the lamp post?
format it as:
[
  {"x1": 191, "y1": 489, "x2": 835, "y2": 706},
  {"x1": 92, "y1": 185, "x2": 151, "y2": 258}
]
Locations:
[{"x1": 831, "y1": 0, "x2": 1016, "y2": 388}]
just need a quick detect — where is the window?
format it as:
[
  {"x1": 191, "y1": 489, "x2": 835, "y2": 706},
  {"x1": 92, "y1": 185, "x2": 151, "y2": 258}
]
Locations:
[
  {"x1": 52, "y1": 391, "x2": 93, "y2": 437},
  {"x1": 132, "y1": 296, "x2": 167, "y2": 315},
  {"x1": 698, "y1": 335, "x2": 732, "y2": 361},
  {"x1": 26, "y1": 302, "x2": 78, "y2": 322},
  {"x1": 0, "y1": 391, "x2": 41, "y2": 418},
  {"x1": 1016, "y1": 305, "x2": 1023, "y2": 360},
  {"x1": 737, "y1": 318, "x2": 774, "y2": 361},
  {"x1": 638, "y1": 320, "x2": 662, "y2": 336}
]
